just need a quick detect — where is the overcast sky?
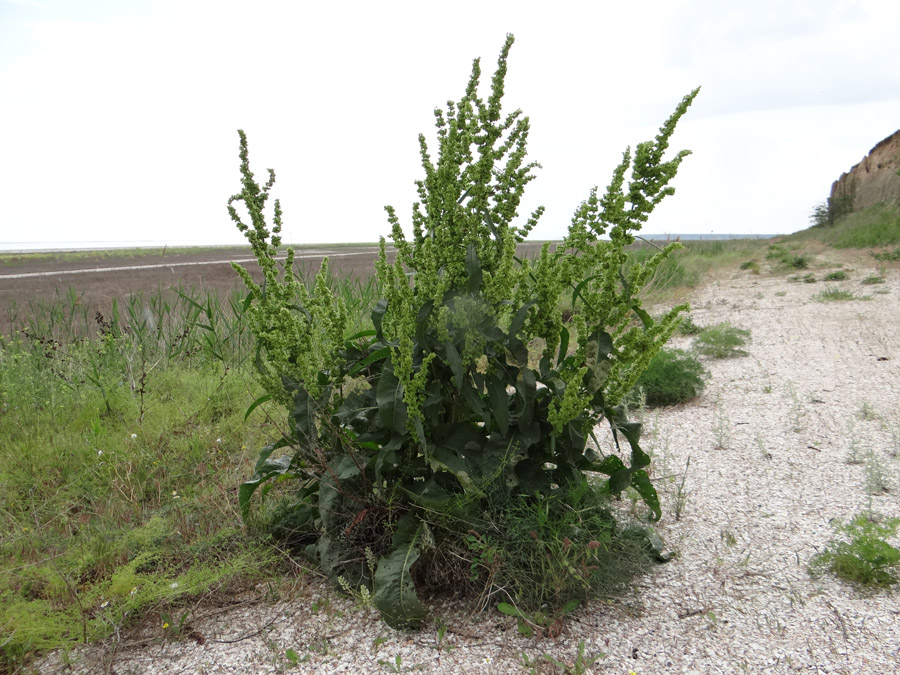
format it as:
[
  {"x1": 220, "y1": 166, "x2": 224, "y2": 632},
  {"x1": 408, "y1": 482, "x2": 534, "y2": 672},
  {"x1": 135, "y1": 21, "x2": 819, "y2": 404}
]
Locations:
[{"x1": 1, "y1": 0, "x2": 899, "y2": 249}]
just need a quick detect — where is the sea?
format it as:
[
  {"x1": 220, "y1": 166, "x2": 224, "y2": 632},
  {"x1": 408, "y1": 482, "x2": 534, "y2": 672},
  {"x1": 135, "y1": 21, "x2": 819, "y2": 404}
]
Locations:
[{"x1": 0, "y1": 233, "x2": 778, "y2": 253}]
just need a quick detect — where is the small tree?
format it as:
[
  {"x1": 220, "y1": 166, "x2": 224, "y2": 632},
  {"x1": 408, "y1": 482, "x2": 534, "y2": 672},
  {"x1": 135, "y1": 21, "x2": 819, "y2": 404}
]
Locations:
[{"x1": 233, "y1": 34, "x2": 697, "y2": 628}]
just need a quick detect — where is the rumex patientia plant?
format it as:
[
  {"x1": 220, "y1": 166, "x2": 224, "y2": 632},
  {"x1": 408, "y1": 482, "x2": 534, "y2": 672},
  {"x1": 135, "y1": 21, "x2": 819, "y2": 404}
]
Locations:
[{"x1": 233, "y1": 34, "x2": 697, "y2": 628}]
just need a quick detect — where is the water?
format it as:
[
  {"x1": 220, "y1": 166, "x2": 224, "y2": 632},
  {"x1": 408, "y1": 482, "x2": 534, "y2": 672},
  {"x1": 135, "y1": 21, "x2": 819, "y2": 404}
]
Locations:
[{"x1": 0, "y1": 233, "x2": 779, "y2": 253}]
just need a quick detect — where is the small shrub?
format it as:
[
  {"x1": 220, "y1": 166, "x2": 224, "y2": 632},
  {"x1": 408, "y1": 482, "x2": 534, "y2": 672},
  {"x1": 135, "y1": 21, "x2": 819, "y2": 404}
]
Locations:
[
  {"x1": 693, "y1": 323, "x2": 750, "y2": 358},
  {"x1": 791, "y1": 255, "x2": 810, "y2": 270},
  {"x1": 861, "y1": 275, "x2": 885, "y2": 285},
  {"x1": 630, "y1": 349, "x2": 706, "y2": 406},
  {"x1": 802, "y1": 273, "x2": 817, "y2": 283},
  {"x1": 809, "y1": 513, "x2": 900, "y2": 587},
  {"x1": 676, "y1": 314, "x2": 702, "y2": 336},
  {"x1": 815, "y1": 286, "x2": 867, "y2": 302},
  {"x1": 739, "y1": 260, "x2": 760, "y2": 273},
  {"x1": 823, "y1": 270, "x2": 848, "y2": 281}
]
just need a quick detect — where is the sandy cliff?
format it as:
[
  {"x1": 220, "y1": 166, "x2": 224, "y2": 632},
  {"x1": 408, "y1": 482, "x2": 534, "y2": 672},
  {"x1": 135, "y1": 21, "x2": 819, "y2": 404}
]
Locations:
[{"x1": 830, "y1": 129, "x2": 900, "y2": 211}]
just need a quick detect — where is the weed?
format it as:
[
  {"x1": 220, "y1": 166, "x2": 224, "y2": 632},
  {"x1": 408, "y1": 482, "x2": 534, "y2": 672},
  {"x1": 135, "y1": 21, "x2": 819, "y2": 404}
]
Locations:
[
  {"x1": 858, "y1": 401, "x2": 878, "y2": 421},
  {"x1": 232, "y1": 36, "x2": 693, "y2": 629},
  {"x1": 676, "y1": 313, "x2": 703, "y2": 335},
  {"x1": 693, "y1": 323, "x2": 751, "y2": 358},
  {"x1": 846, "y1": 420, "x2": 862, "y2": 465},
  {"x1": 541, "y1": 639, "x2": 605, "y2": 674},
  {"x1": 629, "y1": 348, "x2": 707, "y2": 406},
  {"x1": 801, "y1": 273, "x2": 817, "y2": 283},
  {"x1": 864, "y1": 450, "x2": 891, "y2": 495},
  {"x1": 756, "y1": 436, "x2": 771, "y2": 460},
  {"x1": 739, "y1": 260, "x2": 760, "y2": 273},
  {"x1": 861, "y1": 275, "x2": 886, "y2": 285},
  {"x1": 786, "y1": 382, "x2": 804, "y2": 432},
  {"x1": 814, "y1": 286, "x2": 868, "y2": 302},
  {"x1": 712, "y1": 406, "x2": 731, "y2": 450},
  {"x1": 823, "y1": 270, "x2": 848, "y2": 281},
  {"x1": 809, "y1": 513, "x2": 900, "y2": 587},
  {"x1": 672, "y1": 456, "x2": 692, "y2": 521}
]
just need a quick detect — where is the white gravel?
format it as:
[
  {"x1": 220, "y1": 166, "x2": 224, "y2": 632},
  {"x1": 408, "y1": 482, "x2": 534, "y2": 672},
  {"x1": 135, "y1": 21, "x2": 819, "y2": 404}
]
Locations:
[{"x1": 36, "y1": 263, "x2": 900, "y2": 674}]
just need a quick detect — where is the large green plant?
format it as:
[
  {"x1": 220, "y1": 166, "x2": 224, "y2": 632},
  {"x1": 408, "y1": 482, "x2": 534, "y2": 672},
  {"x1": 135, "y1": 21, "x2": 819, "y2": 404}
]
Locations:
[{"x1": 233, "y1": 34, "x2": 697, "y2": 628}]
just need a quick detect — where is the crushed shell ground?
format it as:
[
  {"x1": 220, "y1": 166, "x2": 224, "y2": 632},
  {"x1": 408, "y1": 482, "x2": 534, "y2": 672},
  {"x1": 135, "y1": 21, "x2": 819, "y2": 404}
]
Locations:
[{"x1": 36, "y1": 261, "x2": 900, "y2": 674}]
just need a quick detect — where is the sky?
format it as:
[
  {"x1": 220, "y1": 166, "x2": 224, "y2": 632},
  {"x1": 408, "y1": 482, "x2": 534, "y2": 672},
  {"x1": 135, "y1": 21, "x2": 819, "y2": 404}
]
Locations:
[{"x1": 1, "y1": 0, "x2": 899, "y2": 249}]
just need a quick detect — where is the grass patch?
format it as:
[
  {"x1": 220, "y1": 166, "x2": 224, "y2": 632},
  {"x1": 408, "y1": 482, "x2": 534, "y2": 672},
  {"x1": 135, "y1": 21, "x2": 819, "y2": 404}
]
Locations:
[
  {"x1": 823, "y1": 270, "x2": 848, "y2": 281},
  {"x1": 789, "y1": 202, "x2": 900, "y2": 249},
  {"x1": 693, "y1": 323, "x2": 751, "y2": 358},
  {"x1": 861, "y1": 274, "x2": 886, "y2": 285},
  {"x1": 814, "y1": 286, "x2": 869, "y2": 302},
  {"x1": 0, "y1": 277, "x2": 379, "y2": 670}
]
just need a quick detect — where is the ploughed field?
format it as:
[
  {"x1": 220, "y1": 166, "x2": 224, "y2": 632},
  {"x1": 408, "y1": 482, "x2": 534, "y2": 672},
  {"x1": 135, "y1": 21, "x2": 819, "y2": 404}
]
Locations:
[{"x1": 0, "y1": 243, "x2": 547, "y2": 335}]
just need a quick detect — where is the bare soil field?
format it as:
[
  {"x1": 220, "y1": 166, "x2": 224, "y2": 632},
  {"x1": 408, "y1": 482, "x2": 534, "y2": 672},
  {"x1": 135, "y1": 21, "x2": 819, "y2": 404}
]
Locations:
[
  {"x1": 32, "y1": 252, "x2": 900, "y2": 674},
  {"x1": 0, "y1": 243, "x2": 552, "y2": 336}
]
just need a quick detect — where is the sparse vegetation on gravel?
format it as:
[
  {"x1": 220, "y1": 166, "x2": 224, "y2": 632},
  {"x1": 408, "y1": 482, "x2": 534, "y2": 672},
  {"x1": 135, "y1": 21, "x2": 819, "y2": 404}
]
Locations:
[{"x1": 692, "y1": 322, "x2": 751, "y2": 358}]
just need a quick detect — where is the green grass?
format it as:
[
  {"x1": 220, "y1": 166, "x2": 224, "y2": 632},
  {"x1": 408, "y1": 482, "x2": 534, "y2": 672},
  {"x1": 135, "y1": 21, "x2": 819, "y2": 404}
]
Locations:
[
  {"x1": 0, "y1": 275, "x2": 378, "y2": 670},
  {"x1": 862, "y1": 274, "x2": 886, "y2": 285},
  {"x1": 788, "y1": 202, "x2": 900, "y2": 250},
  {"x1": 626, "y1": 238, "x2": 773, "y2": 300},
  {"x1": 823, "y1": 270, "x2": 848, "y2": 281},
  {"x1": 814, "y1": 286, "x2": 869, "y2": 302}
]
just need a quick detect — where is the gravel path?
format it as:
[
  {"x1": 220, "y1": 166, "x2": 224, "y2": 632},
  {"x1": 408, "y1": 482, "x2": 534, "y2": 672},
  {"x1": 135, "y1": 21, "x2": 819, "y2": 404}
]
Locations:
[{"x1": 36, "y1": 264, "x2": 900, "y2": 674}]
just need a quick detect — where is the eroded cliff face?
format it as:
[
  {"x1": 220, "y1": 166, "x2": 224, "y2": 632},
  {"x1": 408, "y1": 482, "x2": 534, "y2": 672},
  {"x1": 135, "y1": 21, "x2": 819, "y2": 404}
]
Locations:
[{"x1": 830, "y1": 130, "x2": 900, "y2": 212}]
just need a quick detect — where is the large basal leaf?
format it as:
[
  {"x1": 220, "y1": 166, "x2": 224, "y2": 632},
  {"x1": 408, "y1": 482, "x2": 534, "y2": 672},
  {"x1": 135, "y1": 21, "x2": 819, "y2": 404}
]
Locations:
[
  {"x1": 238, "y1": 438, "x2": 293, "y2": 521},
  {"x1": 486, "y1": 375, "x2": 510, "y2": 436},
  {"x1": 630, "y1": 469, "x2": 661, "y2": 521},
  {"x1": 374, "y1": 516, "x2": 431, "y2": 629}
]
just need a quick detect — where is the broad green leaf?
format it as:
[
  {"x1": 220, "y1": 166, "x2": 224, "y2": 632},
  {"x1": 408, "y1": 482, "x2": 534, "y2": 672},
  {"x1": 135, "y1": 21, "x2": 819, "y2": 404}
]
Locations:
[
  {"x1": 465, "y1": 244, "x2": 483, "y2": 294},
  {"x1": 443, "y1": 341, "x2": 464, "y2": 392},
  {"x1": 556, "y1": 326, "x2": 569, "y2": 366},
  {"x1": 486, "y1": 376, "x2": 509, "y2": 436},
  {"x1": 349, "y1": 346, "x2": 391, "y2": 376},
  {"x1": 515, "y1": 369, "x2": 536, "y2": 428},
  {"x1": 243, "y1": 393, "x2": 271, "y2": 422},
  {"x1": 608, "y1": 468, "x2": 633, "y2": 494},
  {"x1": 238, "y1": 440, "x2": 293, "y2": 521},
  {"x1": 595, "y1": 454, "x2": 626, "y2": 475},
  {"x1": 630, "y1": 469, "x2": 661, "y2": 521},
  {"x1": 497, "y1": 602, "x2": 525, "y2": 618},
  {"x1": 415, "y1": 300, "x2": 434, "y2": 345},
  {"x1": 371, "y1": 299, "x2": 388, "y2": 339},
  {"x1": 373, "y1": 517, "x2": 430, "y2": 629},
  {"x1": 508, "y1": 299, "x2": 537, "y2": 338}
]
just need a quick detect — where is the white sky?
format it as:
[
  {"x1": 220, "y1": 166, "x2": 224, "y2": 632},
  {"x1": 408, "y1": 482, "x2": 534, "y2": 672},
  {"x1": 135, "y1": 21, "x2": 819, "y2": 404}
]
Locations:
[{"x1": 1, "y1": 0, "x2": 899, "y2": 248}]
